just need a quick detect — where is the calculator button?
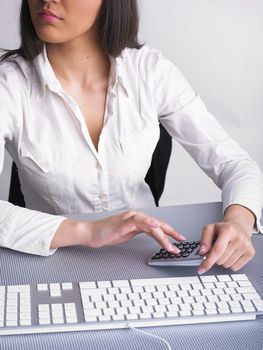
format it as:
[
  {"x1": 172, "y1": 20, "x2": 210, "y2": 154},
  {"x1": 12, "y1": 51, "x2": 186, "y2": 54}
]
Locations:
[{"x1": 152, "y1": 255, "x2": 161, "y2": 260}]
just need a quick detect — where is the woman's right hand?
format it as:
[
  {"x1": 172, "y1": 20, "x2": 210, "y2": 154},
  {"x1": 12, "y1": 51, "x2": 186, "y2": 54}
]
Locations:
[{"x1": 51, "y1": 211, "x2": 186, "y2": 254}]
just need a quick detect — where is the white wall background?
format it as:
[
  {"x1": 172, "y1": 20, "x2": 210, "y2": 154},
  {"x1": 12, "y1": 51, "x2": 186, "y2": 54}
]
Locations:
[
  {"x1": 139, "y1": 0, "x2": 263, "y2": 206},
  {"x1": 0, "y1": 0, "x2": 263, "y2": 206}
]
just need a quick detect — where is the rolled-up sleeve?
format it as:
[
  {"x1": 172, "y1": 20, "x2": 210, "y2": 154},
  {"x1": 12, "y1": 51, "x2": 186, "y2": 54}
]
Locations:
[
  {"x1": 0, "y1": 64, "x2": 66, "y2": 256},
  {"x1": 147, "y1": 50, "x2": 263, "y2": 232}
]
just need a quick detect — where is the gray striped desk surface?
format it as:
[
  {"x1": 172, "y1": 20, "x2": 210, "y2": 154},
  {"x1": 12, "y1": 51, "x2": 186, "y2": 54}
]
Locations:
[{"x1": 0, "y1": 202, "x2": 262, "y2": 350}]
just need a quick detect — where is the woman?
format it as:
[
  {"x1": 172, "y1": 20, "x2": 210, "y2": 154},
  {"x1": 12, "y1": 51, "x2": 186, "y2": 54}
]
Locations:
[{"x1": 0, "y1": 0, "x2": 262, "y2": 275}]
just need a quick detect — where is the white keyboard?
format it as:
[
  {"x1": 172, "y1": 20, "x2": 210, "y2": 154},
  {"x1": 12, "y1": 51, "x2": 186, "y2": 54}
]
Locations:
[{"x1": 1, "y1": 274, "x2": 263, "y2": 335}]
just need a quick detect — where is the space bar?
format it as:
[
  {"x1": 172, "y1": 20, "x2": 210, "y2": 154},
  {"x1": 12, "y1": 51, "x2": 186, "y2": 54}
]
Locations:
[{"x1": 130, "y1": 276, "x2": 200, "y2": 286}]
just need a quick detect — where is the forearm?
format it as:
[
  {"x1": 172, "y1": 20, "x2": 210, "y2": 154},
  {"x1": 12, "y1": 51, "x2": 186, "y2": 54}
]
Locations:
[
  {"x1": 50, "y1": 219, "x2": 89, "y2": 249},
  {"x1": 0, "y1": 200, "x2": 66, "y2": 256},
  {"x1": 224, "y1": 204, "x2": 256, "y2": 234}
]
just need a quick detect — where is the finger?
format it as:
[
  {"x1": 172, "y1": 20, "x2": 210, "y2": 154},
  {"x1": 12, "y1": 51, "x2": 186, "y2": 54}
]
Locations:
[
  {"x1": 199, "y1": 224, "x2": 216, "y2": 255},
  {"x1": 146, "y1": 227, "x2": 181, "y2": 254},
  {"x1": 119, "y1": 211, "x2": 161, "y2": 234},
  {"x1": 230, "y1": 253, "x2": 253, "y2": 271},
  {"x1": 132, "y1": 212, "x2": 162, "y2": 229},
  {"x1": 120, "y1": 210, "x2": 160, "y2": 228},
  {"x1": 120, "y1": 215, "x2": 178, "y2": 253},
  {"x1": 221, "y1": 249, "x2": 242, "y2": 269},
  {"x1": 131, "y1": 212, "x2": 185, "y2": 243},
  {"x1": 123, "y1": 213, "x2": 182, "y2": 253},
  {"x1": 216, "y1": 243, "x2": 237, "y2": 266},
  {"x1": 198, "y1": 231, "x2": 230, "y2": 274},
  {"x1": 159, "y1": 221, "x2": 186, "y2": 242},
  {"x1": 227, "y1": 245, "x2": 255, "y2": 271}
]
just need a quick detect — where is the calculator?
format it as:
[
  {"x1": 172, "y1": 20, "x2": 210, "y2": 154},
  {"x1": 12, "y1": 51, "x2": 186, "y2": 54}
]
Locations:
[{"x1": 148, "y1": 240, "x2": 205, "y2": 266}]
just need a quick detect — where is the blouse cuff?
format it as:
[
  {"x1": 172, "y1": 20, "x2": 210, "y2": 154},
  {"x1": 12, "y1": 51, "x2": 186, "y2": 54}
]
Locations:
[{"x1": 222, "y1": 201, "x2": 263, "y2": 235}]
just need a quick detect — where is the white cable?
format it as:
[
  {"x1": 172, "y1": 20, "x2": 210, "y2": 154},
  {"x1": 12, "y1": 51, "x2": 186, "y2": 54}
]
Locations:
[{"x1": 127, "y1": 323, "x2": 172, "y2": 350}]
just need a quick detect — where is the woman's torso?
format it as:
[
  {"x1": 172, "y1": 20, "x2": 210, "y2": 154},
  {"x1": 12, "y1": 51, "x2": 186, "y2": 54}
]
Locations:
[{"x1": 2, "y1": 46, "x2": 161, "y2": 215}]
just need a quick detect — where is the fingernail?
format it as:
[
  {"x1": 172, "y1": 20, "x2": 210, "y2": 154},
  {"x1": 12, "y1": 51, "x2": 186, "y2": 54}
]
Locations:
[
  {"x1": 199, "y1": 245, "x2": 206, "y2": 254},
  {"x1": 179, "y1": 234, "x2": 186, "y2": 241},
  {"x1": 198, "y1": 268, "x2": 206, "y2": 275},
  {"x1": 168, "y1": 244, "x2": 180, "y2": 254}
]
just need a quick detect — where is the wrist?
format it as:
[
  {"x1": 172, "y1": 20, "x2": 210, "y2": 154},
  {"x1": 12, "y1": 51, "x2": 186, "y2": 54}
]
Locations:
[
  {"x1": 75, "y1": 221, "x2": 94, "y2": 247},
  {"x1": 50, "y1": 220, "x2": 90, "y2": 248},
  {"x1": 224, "y1": 204, "x2": 255, "y2": 235}
]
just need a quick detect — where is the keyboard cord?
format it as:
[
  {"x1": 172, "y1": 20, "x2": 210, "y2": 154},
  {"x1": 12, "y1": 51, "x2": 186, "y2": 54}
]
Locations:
[{"x1": 127, "y1": 324, "x2": 172, "y2": 350}]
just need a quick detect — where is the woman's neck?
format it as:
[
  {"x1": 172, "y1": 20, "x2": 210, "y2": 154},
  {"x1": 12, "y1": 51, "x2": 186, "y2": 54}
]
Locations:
[{"x1": 46, "y1": 35, "x2": 110, "y2": 86}]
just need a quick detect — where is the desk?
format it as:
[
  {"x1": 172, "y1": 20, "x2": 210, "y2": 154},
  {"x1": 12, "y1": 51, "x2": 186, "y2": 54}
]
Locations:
[{"x1": 0, "y1": 202, "x2": 262, "y2": 350}]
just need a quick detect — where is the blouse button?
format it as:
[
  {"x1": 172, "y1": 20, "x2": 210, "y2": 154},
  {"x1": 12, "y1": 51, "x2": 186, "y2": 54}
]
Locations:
[{"x1": 96, "y1": 162, "x2": 102, "y2": 170}]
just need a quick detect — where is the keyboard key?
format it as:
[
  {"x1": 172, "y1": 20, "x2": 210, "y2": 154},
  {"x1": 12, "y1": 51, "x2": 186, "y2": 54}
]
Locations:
[
  {"x1": 116, "y1": 307, "x2": 128, "y2": 315},
  {"x1": 53, "y1": 318, "x2": 64, "y2": 324},
  {"x1": 231, "y1": 308, "x2": 243, "y2": 314},
  {"x1": 97, "y1": 281, "x2": 112, "y2": 288},
  {"x1": 6, "y1": 320, "x2": 18, "y2": 327},
  {"x1": 79, "y1": 282, "x2": 96, "y2": 289},
  {"x1": 231, "y1": 294, "x2": 243, "y2": 301},
  {"x1": 237, "y1": 287, "x2": 256, "y2": 294},
  {"x1": 243, "y1": 293, "x2": 261, "y2": 300},
  {"x1": 192, "y1": 309, "x2": 205, "y2": 316},
  {"x1": 152, "y1": 312, "x2": 165, "y2": 319},
  {"x1": 252, "y1": 300, "x2": 263, "y2": 311},
  {"x1": 98, "y1": 315, "x2": 111, "y2": 322},
  {"x1": 217, "y1": 275, "x2": 232, "y2": 282},
  {"x1": 200, "y1": 276, "x2": 217, "y2": 283},
  {"x1": 112, "y1": 280, "x2": 129, "y2": 288},
  {"x1": 238, "y1": 281, "x2": 252, "y2": 287},
  {"x1": 50, "y1": 283, "x2": 60, "y2": 290},
  {"x1": 166, "y1": 311, "x2": 179, "y2": 317},
  {"x1": 179, "y1": 310, "x2": 191, "y2": 317},
  {"x1": 140, "y1": 313, "x2": 152, "y2": 319},
  {"x1": 112, "y1": 314, "x2": 125, "y2": 321},
  {"x1": 38, "y1": 304, "x2": 49, "y2": 312},
  {"x1": 50, "y1": 290, "x2": 61, "y2": 297},
  {"x1": 205, "y1": 309, "x2": 218, "y2": 315},
  {"x1": 243, "y1": 306, "x2": 256, "y2": 313},
  {"x1": 218, "y1": 309, "x2": 230, "y2": 314},
  {"x1": 20, "y1": 319, "x2": 31, "y2": 326},
  {"x1": 37, "y1": 284, "x2": 48, "y2": 291},
  {"x1": 219, "y1": 295, "x2": 231, "y2": 302},
  {"x1": 39, "y1": 319, "x2": 50, "y2": 325},
  {"x1": 62, "y1": 283, "x2": 73, "y2": 290},
  {"x1": 85, "y1": 316, "x2": 97, "y2": 323},
  {"x1": 231, "y1": 274, "x2": 248, "y2": 281}
]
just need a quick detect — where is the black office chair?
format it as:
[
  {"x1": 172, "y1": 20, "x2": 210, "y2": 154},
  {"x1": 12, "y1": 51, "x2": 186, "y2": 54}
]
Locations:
[
  {"x1": 145, "y1": 124, "x2": 172, "y2": 206},
  {"x1": 8, "y1": 162, "x2": 26, "y2": 207},
  {"x1": 8, "y1": 124, "x2": 172, "y2": 207}
]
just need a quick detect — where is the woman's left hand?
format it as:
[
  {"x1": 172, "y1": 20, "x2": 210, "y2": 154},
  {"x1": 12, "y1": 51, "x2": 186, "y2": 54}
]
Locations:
[{"x1": 198, "y1": 204, "x2": 256, "y2": 274}]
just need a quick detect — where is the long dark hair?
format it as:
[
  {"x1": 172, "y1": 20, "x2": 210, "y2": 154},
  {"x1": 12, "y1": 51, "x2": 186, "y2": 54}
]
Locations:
[{"x1": 1, "y1": 0, "x2": 142, "y2": 62}]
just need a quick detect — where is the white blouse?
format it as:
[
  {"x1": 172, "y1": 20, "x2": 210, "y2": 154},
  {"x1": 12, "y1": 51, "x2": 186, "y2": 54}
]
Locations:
[{"x1": 0, "y1": 45, "x2": 262, "y2": 256}]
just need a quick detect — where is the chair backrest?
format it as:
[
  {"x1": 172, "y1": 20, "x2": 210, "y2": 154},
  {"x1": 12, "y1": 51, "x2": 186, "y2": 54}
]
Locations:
[
  {"x1": 8, "y1": 162, "x2": 25, "y2": 207},
  {"x1": 8, "y1": 124, "x2": 172, "y2": 208},
  {"x1": 144, "y1": 124, "x2": 172, "y2": 206}
]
